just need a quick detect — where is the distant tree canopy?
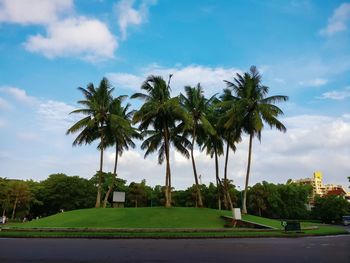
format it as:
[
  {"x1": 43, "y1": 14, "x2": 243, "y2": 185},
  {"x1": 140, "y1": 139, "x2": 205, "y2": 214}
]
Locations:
[
  {"x1": 312, "y1": 195, "x2": 350, "y2": 223},
  {"x1": 247, "y1": 181, "x2": 312, "y2": 219},
  {"x1": 5, "y1": 173, "x2": 345, "y2": 222},
  {"x1": 31, "y1": 174, "x2": 96, "y2": 217}
]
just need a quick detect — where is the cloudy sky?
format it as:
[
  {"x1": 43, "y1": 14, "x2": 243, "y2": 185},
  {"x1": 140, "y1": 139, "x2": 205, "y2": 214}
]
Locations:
[{"x1": 0, "y1": 0, "x2": 349, "y2": 190}]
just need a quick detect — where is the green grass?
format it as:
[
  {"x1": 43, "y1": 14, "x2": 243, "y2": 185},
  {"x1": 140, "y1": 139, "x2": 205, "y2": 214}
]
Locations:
[
  {"x1": 242, "y1": 214, "x2": 282, "y2": 229},
  {"x1": 10, "y1": 207, "x2": 234, "y2": 229},
  {"x1": 2, "y1": 207, "x2": 346, "y2": 238}
]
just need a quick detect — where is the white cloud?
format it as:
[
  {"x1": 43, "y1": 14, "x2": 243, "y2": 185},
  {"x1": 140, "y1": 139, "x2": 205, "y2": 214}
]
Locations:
[
  {"x1": 115, "y1": 0, "x2": 157, "y2": 40},
  {"x1": 108, "y1": 72, "x2": 143, "y2": 90},
  {"x1": 16, "y1": 132, "x2": 40, "y2": 142},
  {"x1": 1, "y1": 87, "x2": 349, "y2": 190},
  {"x1": 320, "y1": 86, "x2": 350, "y2": 100},
  {"x1": 0, "y1": 118, "x2": 6, "y2": 128},
  {"x1": 261, "y1": 57, "x2": 350, "y2": 97},
  {"x1": 36, "y1": 100, "x2": 77, "y2": 132},
  {"x1": 107, "y1": 64, "x2": 242, "y2": 96},
  {"x1": 105, "y1": 113, "x2": 350, "y2": 189},
  {"x1": 272, "y1": 78, "x2": 286, "y2": 84},
  {"x1": 0, "y1": 0, "x2": 73, "y2": 25},
  {"x1": 24, "y1": 17, "x2": 118, "y2": 62},
  {"x1": 0, "y1": 86, "x2": 37, "y2": 104},
  {"x1": 0, "y1": 0, "x2": 118, "y2": 62},
  {"x1": 1, "y1": 87, "x2": 77, "y2": 132},
  {"x1": 298, "y1": 78, "x2": 328, "y2": 87},
  {"x1": 0, "y1": 97, "x2": 11, "y2": 110},
  {"x1": 231, "y1": 114, "x2": 350, "y2": 188},
  {"x1": 0, "y1": 151, "x2": 10, "y2": 159},
  {"x1": 320, "y1": 3, "x2": 350, "y2": 36}
]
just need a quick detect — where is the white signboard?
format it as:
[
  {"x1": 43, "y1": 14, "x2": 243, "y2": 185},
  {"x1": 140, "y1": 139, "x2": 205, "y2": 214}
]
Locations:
[
  {"x1": 112, "y1": 191, "x2": 125, "y2": 202},
  {"x1": 233, "y1": 208, "x2": 242, "y2": 220}
]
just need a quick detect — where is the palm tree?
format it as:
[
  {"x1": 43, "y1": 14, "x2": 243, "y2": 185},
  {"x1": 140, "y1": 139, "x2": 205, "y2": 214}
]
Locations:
[
  {"x1": 224, "y1": 66, "x2": 288, "y2": 214},
  {"x1": 102, "y1": 98, "x2": 141, "y2": 208},
  {"x1": 66, "y1": 78, "x2": 114, "y2": 208},
  {"x1": 218, "y1": 89, "x2": 242, "y2": 210},
  {"x1": 131, "y1": 75, "x2": 189, "y2": 207},
  {"x1": 180, "y1": 84, "x2": 215, "y2": 208},
  {"x1": 199, "y1": 99, "x2": 224, "y2": 209}
]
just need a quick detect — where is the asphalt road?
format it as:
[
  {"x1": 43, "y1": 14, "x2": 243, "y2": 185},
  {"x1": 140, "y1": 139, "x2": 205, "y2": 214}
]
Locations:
[{"x1": 0, "y1": 235, "x2": 349, "y2": 263}]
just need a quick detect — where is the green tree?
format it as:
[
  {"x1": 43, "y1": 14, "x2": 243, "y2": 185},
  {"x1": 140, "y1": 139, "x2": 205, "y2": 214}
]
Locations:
[
  {"x1": 200, "y1": 102, "x2": 224, "y2": 210},
  {"x1": 40, "y1": 174, "x2": 95, "y2": 216},
  {"x1": 312, "y1": 195, "x2": 350, "y2": 223},
  {"x1": 217, "y1": 90, "x2": 242, "y2": 211},
  {"x1": 66, "y1": 78, "x2": 114, "y2": 208},
  {"x1": 180, "y1": 84, "x2": 215, "y2": 207},
  {"x1": 102, "y1": 98, "x2": 141, "y2": 208},
  {"x1": 248, "y1": 183, "x2": 267, "y2": 216},
  {"x1": 127, "y1": 180, "x2": 149, "y2": 207},
  {"x1": 261, "y1": 182, "x2": 281, "y2": 218},
  {"x1": 246, "y1": 181, "x2": 311, "y2": 219},
  {"x1": 277, "y1": 183, "x2": 311, "y2": 219},
  {"x1": 151, "y1": 185, "x2": 165, "y2": 206},
  {"x1": 8, "y1": 180, "x2": 32, "y2": 219},
  {"x1": 224, "y1": 66, "x2": 288, "y2": 214},
  {"x1": 26, "y1": 180, "x2": 44, "y2": 219},
  {"x1": 132, "y1": 75, "x2": 189, "y2": 207},
  {"x1": 203, "y1": 182, "x2": 219, "y2": 209},
  {"x1": 0, "y1": 178, "x2": 11, "y2": 217}
]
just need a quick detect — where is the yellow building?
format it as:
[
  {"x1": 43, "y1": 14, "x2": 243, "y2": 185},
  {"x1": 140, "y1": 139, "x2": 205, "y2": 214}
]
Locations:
[
  {"x1": 294, "y1": 171, "x2": 349, "y2": 205},
  {"x1": 294, "y1": 171, "x2": 326, "y2": 197}
]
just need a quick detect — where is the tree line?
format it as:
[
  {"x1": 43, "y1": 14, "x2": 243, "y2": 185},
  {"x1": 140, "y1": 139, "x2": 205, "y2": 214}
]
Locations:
[
  {"x1": 67, "y1": 66, "x2": 289, "y2": 214},
  {"x1": 1, "y1": 174, "x2": 349, "y2": 223}
]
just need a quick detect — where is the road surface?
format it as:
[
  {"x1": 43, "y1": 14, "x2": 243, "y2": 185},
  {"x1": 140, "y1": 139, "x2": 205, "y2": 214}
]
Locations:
[{"x1": 0, "y1": 235, "x2": 349, "y2": 262}]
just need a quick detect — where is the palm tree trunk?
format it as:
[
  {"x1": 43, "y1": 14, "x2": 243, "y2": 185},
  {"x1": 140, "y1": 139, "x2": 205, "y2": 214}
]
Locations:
[
  {"x1": 164, "y1": 125, "x2": 172, "y2": 208},
  {"x1": 242, "y1": 134, "x2": 253, "y2": 214},
  {"x1": 222, "y1": 139, "x2": 230, "y2": 209},
  {"x1": 223, "y1": 138, "x2": 234, "y2": 213},
  {"x1": 103, "y1": 143, "x2": 119, "y2": 208},
  {"x1": 2, "y1": 195, "x2": 9, "y2": 217},
  {"x1": 223, "y1": 180, "x2": 234, "y2": 213},
  {"x1": 190, "y1": 128, "x2": 203, "y2": 208},
  {"x1": 11, "y1": 197, "x2": 18, "y2": 220},
  {"x1": 224, "y1": 139, "x2": 230, "y2": 181},
  {"x1": 95, "y1": 132, "x2": 104, "y2": 208},
  {"x1": 214, "y1": 147, "x2": 221, "y2": 210}
]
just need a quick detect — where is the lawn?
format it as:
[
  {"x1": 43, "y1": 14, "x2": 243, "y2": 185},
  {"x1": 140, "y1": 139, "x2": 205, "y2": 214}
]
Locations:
[
  {"x1": 1, "y1": 207, "x2": 346, "y2": 238},
  {"x1": 10, "y1": 207, "x2": 234, "y2": 229}
]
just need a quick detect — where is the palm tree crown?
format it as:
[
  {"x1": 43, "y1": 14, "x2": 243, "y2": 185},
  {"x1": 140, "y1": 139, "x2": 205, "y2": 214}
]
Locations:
[
  {"x1": 224, "y1": 66, "x2": 288, "y2": 214},
  {"x1": 131, "y1": 75, "x2": 189, "y2": 207},
  {"x1": 66, "y1": 77, "x2": 114, "y2": 208},
  {"x1": 224, "y1": 66, "x2": 288, "y2": 138},
  {"x1": 102, "y1": 97, "x2": 141, "y2": 207},
  {"x1": 180, "y1": 84, "x2": 216, "y2": 207}
]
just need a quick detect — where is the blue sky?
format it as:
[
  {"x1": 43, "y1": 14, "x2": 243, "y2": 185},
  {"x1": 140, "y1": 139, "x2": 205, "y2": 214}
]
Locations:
[{"x1": 0, "y1": 0, "x2": 349, "y2": 190}]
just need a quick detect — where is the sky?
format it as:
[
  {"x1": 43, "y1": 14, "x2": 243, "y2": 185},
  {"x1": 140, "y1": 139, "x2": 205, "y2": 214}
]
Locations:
[{"x1": 0, "y1": 0, "x2": 349, "y2": 190}]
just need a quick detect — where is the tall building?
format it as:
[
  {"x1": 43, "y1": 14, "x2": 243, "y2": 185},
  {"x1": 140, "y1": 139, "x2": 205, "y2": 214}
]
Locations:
[
  {"x1": 293, "y1": 171, "x2": 349, "y2": 205},
  {"x1": 294, "y1": 171, "x2": 326, "y2": 197}
]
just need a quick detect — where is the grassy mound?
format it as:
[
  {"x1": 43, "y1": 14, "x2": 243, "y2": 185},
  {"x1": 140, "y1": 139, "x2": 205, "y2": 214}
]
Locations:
[
  {"x1": 3, "y1": 208, "x2": 347, "y2": 238},
  {"x1": 15, "y1": 207, "x2": 236, "y2": 229}
]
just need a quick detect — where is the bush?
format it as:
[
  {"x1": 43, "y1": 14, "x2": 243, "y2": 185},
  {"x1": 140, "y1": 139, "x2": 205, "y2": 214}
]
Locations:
[{"x1": 312, "y1": 195, "x2": 350, "y2": 223}]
